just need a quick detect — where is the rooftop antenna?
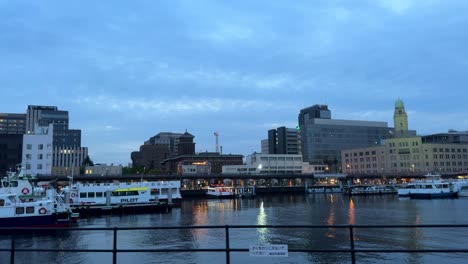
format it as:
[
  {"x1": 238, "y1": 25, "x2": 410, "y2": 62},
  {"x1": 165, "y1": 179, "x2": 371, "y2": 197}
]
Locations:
[{"x1": 214, "y1": 132, "x2": 219, "y2": 153}]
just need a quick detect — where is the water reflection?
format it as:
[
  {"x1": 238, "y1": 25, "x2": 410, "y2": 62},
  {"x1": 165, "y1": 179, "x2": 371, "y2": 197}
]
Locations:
[
  {"x1": 1, "y1": 195, "x2": 467, "y2": 264},
  {"x1": 256, "y1": 201, "x2": 269, "y2": 243}
]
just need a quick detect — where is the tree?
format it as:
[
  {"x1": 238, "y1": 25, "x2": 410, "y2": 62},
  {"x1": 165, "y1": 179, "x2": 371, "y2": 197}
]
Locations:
[{"x1": 82, "y1": 155, "x2": 94, "y2": 167}]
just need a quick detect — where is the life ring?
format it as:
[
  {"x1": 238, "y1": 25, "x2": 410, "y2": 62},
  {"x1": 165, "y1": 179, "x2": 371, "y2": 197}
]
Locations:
[
  {"x1": 38, "y1": 207, "x2": 47, "y2": 214},
  {"x1": 21, "y1": 188, "x2": 30, "y2": 195},
  {"x1": 71, "y1": 193, "x2": 76, "y2": 198}
]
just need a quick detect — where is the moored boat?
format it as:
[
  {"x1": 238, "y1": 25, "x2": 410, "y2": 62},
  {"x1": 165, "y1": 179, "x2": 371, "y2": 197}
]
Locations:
[
  {"x1": 67, "y1": 180, "x2": 182, "y2": 207},
  {"x1": 206, "y1": 186, "x2": 234, "y2": 198},
  {"x1": 397, "y1": 173, "x2": 458, "y2": 199},
  {"x1": 0, "y1": 192, "x2": 71, "y2": 229}
]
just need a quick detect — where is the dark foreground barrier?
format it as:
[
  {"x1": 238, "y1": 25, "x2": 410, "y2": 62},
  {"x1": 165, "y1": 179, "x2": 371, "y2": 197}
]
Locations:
[{"x1": 1, "y1": 224, "x2": 468, "y2": 264}]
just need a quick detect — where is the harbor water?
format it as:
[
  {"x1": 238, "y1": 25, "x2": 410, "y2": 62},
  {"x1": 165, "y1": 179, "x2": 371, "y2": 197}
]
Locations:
[{"x1": 1, "y1": 194, "x2": 468, "y2": 264}]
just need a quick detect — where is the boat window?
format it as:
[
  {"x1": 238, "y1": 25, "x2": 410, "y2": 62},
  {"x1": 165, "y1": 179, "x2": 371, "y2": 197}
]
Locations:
[
  {"x1": 16, "y1": 207, "x2": 25, "y2": 215},
  {"x1": 151, "y1": 189, "x2": 160, "y2": 195},
  {"x1": 80, "y1": 192, "x2": 87, "y2": 198},
  {"x1": 10, "y1": 181, "x2": 18, "y2": 187},
  {"x1": 425, "y1": 185, "x2": 433, "y2": 189},
  {"x1": 126, "y1": 191, "x2": 138, "y2": 196},
  {"x1": 443, "y1": 185, "x2": 449, "y2": 188},
  {"x1": 0, "y1": 199, "x2": 4, "y2": 206},
  {"x1": 26, "y1": 207, "x2": 34, "y2": 214},
  {"x1": 88, "y1": 192, "x2": 95, "y2": 198},
  {"x1": 96, "y1": 192, "x2": 103, "y2": 197}
]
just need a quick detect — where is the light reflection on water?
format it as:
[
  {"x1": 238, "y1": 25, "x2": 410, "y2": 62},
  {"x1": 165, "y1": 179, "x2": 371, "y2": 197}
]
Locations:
[{"x1": 1, "y1": 194, "x2": 468, "y2": 264}]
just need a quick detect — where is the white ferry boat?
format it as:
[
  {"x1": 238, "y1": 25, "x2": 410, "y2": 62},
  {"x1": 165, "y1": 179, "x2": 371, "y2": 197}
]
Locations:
[
  {"x1": 0, "y1": 165, "x2": 46, "y2": 199},
  {"x1": 397, "y1": 173, "x2": 457, "y2": 199},
  {"x1": 206, "y1": 186, "x2": 234, "y2": 198},
  {"x1": 68, "y1": 180, "x2": 182, "y2": 207},
  {"x1": 0, "y1": 190, "x2": 71, "y2": 228}
]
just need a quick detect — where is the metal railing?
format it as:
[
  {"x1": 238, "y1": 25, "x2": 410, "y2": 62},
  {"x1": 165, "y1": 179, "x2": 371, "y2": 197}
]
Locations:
[{"x1": 1, "y1": 224, "x2": 468, "y2": 264}]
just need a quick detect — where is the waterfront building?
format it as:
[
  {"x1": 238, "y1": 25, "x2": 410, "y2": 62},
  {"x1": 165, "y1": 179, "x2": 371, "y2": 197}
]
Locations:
[
  {"x1": 85, "y1": 164, "x2": 123, "y2": 176},
  {"x1": 341, "y1": 136, "x2": 468, "y2": 175},
  {"x1": 177, "y1": 161, "x2": 211, "y2": 175},
  {"x1": 162, "y1": 152, "x2": 243, "y2": 174},
  {"x1": 0, "y1": 113, "x2": 26, "y2": 134},
  {"x1": 51, "y1": 146, "x2": 88, "y2": 176},
  {"x1": 22, "y1": 124, "x2": 54, "y2": 176},
  {"x1": 298, "y1": 104, "x2": 395, "y2": 166},
  {"x1": 421, "y1": 130, "x2": 468, "y2": 144},
  {"x1": 222, "y1": 153, "x2": 302, "y2": 175},
  {"x1": 131, "y1": 144, "x2": 170, "y2": 171},
  {"x1": 144, "y1": 132, "x2": 185, "y2": 155},
  {"x1": 26, "y1": 105, "x2": 81, "y2": 148},
  {"x1": 261, "y1": 139, "x2": 269, "y2": 154},
  {"x1": 132, "y1": 131, "x2": 196, "y2": 171},
  {"x1": 341, "y1": 101, "x2": 468, "y2": 175},
  {"x1": 268, "y1": 126, "x2": 301, "y2": 154}
]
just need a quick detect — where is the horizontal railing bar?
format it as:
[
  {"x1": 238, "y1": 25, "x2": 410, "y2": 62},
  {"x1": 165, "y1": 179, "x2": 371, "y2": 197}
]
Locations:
[
  {"x1": 2, "y1": 224, "x2": 468, "y2": 232},
  {"x1": 2, "y1": 248, "x2": 468, "y2": 254}
]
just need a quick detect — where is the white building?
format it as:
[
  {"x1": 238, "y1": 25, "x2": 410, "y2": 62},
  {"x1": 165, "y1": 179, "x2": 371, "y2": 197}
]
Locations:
[
  {"x1": 222, "y1": 153, "x2": 303, "y2": 174},
  {"x1": 22, "y1": 124, "x2": 54, "y2": 175}
]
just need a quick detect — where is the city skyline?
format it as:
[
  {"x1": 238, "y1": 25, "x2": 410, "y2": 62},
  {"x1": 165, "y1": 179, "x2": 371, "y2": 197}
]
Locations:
[{"x1": 1, "y1": 1, "x2": 468, "y2": 165}]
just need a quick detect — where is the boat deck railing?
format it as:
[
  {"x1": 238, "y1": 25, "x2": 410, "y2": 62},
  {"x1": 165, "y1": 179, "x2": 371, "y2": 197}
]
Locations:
[{"x1": 1, "y1": 224, "x2": 468, "y2": 264}]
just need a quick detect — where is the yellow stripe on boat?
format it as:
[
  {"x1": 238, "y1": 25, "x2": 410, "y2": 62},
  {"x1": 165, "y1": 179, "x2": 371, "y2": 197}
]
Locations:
[{"x1": 113, "y1": 187, "x2": 148, "y2": 192}]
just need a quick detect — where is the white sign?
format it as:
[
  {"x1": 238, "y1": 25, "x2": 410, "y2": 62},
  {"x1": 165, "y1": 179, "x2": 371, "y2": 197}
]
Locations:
[{"x1": 249, "y1": 244, "x2": 288, "y2": 257}]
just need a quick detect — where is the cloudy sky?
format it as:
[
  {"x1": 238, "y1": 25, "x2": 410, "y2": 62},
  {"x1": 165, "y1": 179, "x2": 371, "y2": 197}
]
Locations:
[{"x1": 1, "y1": 0, "x2": 468, "y2": 165}]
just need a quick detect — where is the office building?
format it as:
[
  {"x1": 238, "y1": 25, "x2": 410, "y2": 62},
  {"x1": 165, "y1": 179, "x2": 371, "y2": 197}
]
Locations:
[
  {"x1": 298, "y1": 104, "x2": 394, "y2": 166},
  {"x1": 26, "y1": 105, "x2": 81, "y2": 148},
  {"x1": 0, "y1": 113, "x2": 26, "y2": 134},
  {"x1": 268, "y1": 126, "x2": 301, "y2": 154},
  {"x1": 51, "y1": 146, "x2": 88, "y2": 176},
  {"x1": 0, "y1": 134, "x2": 23, "y2": 175},
  {"x1": 261, "y1": 139, "x2": 269, "y2": 154}
]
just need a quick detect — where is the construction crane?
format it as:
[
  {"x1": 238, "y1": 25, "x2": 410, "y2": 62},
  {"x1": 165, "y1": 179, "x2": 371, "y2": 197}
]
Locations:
[{"x1": 214, "y1": 132, "x2": 219, "y2": 153}]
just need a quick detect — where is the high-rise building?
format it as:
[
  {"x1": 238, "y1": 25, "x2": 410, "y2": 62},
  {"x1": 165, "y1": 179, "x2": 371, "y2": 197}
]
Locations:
[
  {"x1": 261, "y1": 139, "x2": 269, "y2": 154},
  {"x1": 26, "y1": 105, "x2": 81, "y2": 148},
  {"x1": 0, "y1": 134, "x2": 23, "y2": 175},
  {"x1": 268, "y1": 126, "x2": 301, "y2": 154},
  {"x1": 298, "y1": 104, "x2": 394, "y2": 166},
  {"x1": 0, "y1": 113, "x2": 26, "y2": 134},
  {"x1": 0, "y1": 113, "x2": 25, "y2": 174}
]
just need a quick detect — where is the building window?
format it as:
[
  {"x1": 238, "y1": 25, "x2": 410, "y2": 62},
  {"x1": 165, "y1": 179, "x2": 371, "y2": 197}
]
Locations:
[
  {"x1": 37, "y1": 164, "x2": 42, "y2": 170},
  {"x1": 38, "y1": 144, "x2": 43, "y2": 150},
  {"x1": 26, "y1": 144, "x2": 32, "y2": 150},
  {"x1": 38, "y1": 154, "x2": 43, "y2": 160}
]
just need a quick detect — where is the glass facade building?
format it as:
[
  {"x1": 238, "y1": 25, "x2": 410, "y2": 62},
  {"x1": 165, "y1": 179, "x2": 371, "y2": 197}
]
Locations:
[{"x1": 299, "y1": 105, "x2": 394, "y2": 166}]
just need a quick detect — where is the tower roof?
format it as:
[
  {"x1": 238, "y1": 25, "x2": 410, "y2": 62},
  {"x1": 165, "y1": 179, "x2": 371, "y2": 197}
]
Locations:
[{"x1": 395, "y1": 98, "x2": 405, "y2": 109}]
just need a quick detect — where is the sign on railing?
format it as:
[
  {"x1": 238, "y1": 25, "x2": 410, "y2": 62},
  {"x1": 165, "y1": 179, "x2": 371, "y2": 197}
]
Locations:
[{"x1": 249, "y1": 244, "x2": 288, "y2": 257}]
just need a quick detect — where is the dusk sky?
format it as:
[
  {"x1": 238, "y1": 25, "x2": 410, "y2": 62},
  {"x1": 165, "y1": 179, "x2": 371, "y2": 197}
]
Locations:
[{"x1": 1, "y1": 0, "x2": 468, "y2": 165}]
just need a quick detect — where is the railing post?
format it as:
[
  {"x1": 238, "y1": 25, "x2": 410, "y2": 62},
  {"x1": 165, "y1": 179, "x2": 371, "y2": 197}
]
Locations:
[
  {"x1": 10, "y1": 229, "x2": 15, "y2": 264},
  {"x1": 113, "y1": 226, "x2": 118, "y2": 264},
  {"x1": 349, "y1": 225, "x2": 356, "y2": 264},
  {"x1": 225, "y1": 225, "x2": 230, "y2": 264}
]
